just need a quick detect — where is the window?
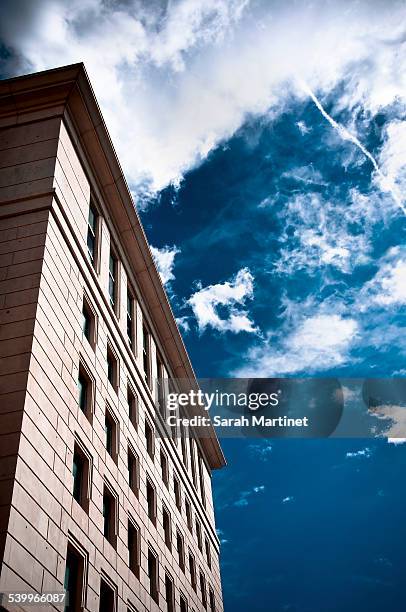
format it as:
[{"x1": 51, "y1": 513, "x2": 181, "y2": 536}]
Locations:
[
  {"x1": 103, "y1": 485, "x2": 116, "y2": 548},
  {"x1": 127, "y1": 446, "x2": 139, "y2": 497},
  {"x1": 127, "y1": 288, "x2": 135, "y2": 349},
  {"x1": 127, "y1": 385, "x2": 138, "y2": 429},
  {"x1": 128, "y1": 519, "x2": 140, "y2": 578},
  {"x1": 108, "y1": 249, "x2": 118, "y2": 311},
  {"x1": 165, "y1": 573, "x2": 175, "y2": 612},
  {"x1": 145, "y1": 418, "x2": 154, "y2": 459},
  {"x1": 189, "y1": 552, "x2": 197, "y2": 591},
  {"x1": 160, "y1": 449, "x2": 169, "y2": 488},
  {"x1": 64, "y1": 543, "x2": 85, "y2": 612},
  {"x1": 146, "y1": 477, "x2": 156, "y2": 525},
  {"x1": 209, "y1": 588, "x2": 216, "y2": 612},
  {"x1": 196, "y1": 519, "x2": 203, "y2": 552},
  {"x1": 162, "y1": 505, "x2": 171, "y2": 551},
  {"x1": 105, "y1": 407, "x2": 117, "y2": 463},
  {"x1": 174, "y1": 475, "x2": 181, "y2": 511},
  {"x1": 156, "y1": 354, "x2": 165, "y2": 417},
  {"x1": 176, "y1": 530, "x2": 185, "y2": 572},
  {"x1": 99, "y1": 578, "x2": 115, "y2": 612},
  {"x1": 87, "y1": 203, "x2": 98, "y2": 266},
  {"x1": 142, "y1": 324, "x2": 151, "y2": 387},
  {"x1": 147, "y1": 547, "x2": 159, "y2": 603},
  {"x1": 198, "y1": 453, "x2": 207, "y2": 508},
  {"x1": 72, "y1": 442, "x2": 89, "y2": 511},
  {"x1": 77, "y1": 363, "x2": 92, "y2": 417},
  {"x1": 205, "y1": 537, "x2": 211, "y2": 569},
  {"x1": 200, "y1": 572, "x2": 207, "y2": 609},
  {"x1": 189, "y1": 438, "x2": 197, "y2": 489},
  {"x1": 82, "y1": 295, "x2": 96, "y2": 348},
  {"x1": 185, "y1": 498, "x2": 193, "y2": 533},
  {"x1": 107, "y1": 344, "x2": 118, "y2": 392},
  {"x1": 180, "y1": 593, "x2": 188, "y2": 612},
  {"x1": 180, "y1": 424, "x2": 188, "y2": 468}
]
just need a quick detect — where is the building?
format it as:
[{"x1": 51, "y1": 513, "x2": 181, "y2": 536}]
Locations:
[{"x1": 0, "y1": 64, "x2": 226, "y2": 612}]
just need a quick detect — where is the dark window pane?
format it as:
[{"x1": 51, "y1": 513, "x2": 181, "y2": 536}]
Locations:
[
  {"x1": 72, "y1": 451, "x2": 83, "y2": 504},
  {"x1": 78, "y1": 372, "x2": 87, "y2": 413},
  {"x1": 99, "y1": 579, "x2": 114, "y2": 612}
]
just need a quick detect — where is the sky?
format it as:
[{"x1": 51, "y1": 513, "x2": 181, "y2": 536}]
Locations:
[{"x1": 1, "y1": 1, "x2": 405, "y2": 610}]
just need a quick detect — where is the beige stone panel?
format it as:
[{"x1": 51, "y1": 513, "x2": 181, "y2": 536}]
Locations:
[
  {"x1": 0, "y1": 117, "x2": 61, "y2": 151},
  {"x1": 0, "y1": 156, "x2": 56, "y2": 188},
  {"x1": 0, "y1": 137, "x2": 59, "y2": 169}
]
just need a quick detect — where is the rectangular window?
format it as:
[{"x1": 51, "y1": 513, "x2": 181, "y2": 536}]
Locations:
[
  {"x1": 72, "y1": 443, "x2": 89, "y2": 511},
  {"x1": 180, "y1": 594, "x2": 188, "y2": 612},
  {"x1": 165, "y1": 573, "x2": 175, "y2": 612},
  {"x1": 147, "y1": 547, "x2": 159, "y2": 603},
  {"x1": 108, "y1": 249, "x2": 118, "y2": 311},
  {"x1": 64, "y1": 544, "x2": 84, "y2": 612},
  {"x1": 99, "y1": 578, "x2": 115, "y2": 612},
  {"x1": 198, "y1": 453, "x2": 207, "y2": 508},
  {"x1": 189, "y1": 438, "x2": 198, "y2": 489},
  {"x1": 196, "y1": 519, "x2": 203, "y2": 552},
  {"x1": 77, "y1": 364, "x2": 91, "y2": 417},
  {"x1": 107, "y1": 344, "x2": 118, "y2": 392},
  {"x1": 127, "y1": 385, "x2": 138, "y2": 430},
  {"x1": 127, "y1": 288, "x2": 135, "y2": 349},
  {"x1": 82, "y1": 296, "x2": 96, "y2": 348},
  {"x1": 128, "y1": 519, "x2": 140, "y2": 578},
  {"x1": 162, "y1": 505, "x2": 171, "y2": 551},
  {"x1": 176, "y1": 530, "x2": 185, "y2": 572},
  {"x1": 103, "y1": 485, "x2": 116, "y2": 548},
  {"x1": 174, "y1": 475, "x2": 181, "y2": 511},
  {"x1": 127, "y1": 446, "x2": 139, "y2": 497},
  {"x1": 146, "y1": 477, "x2": 156, "y2": 525},
  {"x1": 180, "y1": 424, "x2": 188, "y2": 468},
  {"x1": 160, "y1": 449, "x2": 169, "y2": 488},
  {"x1": 189, "y1": 552, "x2": 197, "y2": 591},
  {"x1": 87, "y1": 204, "x2": 98, "y2": 266},
  {"x1": 142, "y1": 324, "x2": 151, "y2": 387},
  {"x1": 200, "y1": 572, "x2": 207, "y2": 609},
  {"x1": 209, "y1": 587, "x2": 216, "y2": 612},
  {"x1": 156, "y1": 354, "x2": 165, "y2": 417},
  {"x1": 105, "y1": 407, "x2": 117, "y2": 463},
  {"x1": 145, "y1": 418, "x2": 154, "y2": 459},
  {"x1": 205, "y1": 537, "x2": 211, "y2": 569},
  {"x1": 185, "y1": 498, "x2": 193, "y2": 533}
]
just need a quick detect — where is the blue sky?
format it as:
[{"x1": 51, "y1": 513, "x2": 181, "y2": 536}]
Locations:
[{"x1": 1, "y1": 1, "x2": 405, "y2": 610}]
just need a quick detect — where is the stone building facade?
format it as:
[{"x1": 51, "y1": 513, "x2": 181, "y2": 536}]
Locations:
[{"x1": 0, "y1": 64, "x2": 225, "y2": 612}]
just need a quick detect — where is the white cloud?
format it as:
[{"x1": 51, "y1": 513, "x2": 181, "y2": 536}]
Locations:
[
  {"x1": 388, "y1": 438, "x2": 406, "y2": 445},
  {"x1": 296, "y1": 121, "x2": 311, "y2": 135},
  {"x1": 150, "y1": 244, "x2": 180, "y2": 285},
  {"x1": 346, "y1": 447, "x2": 372, "y2": 459},
  {"x1": 282, "y1": 496, "x2": 294, "y2": 503},
  {"x1": 188, "y1": 267, "x2": 257, "y2": 333},
  {"x1": 1, "y1": 0, "x2": 406, "y2": 201},
  {"x1": 357, "y1": 247, "x2": 406, "y2": 309},
  {"x1": 236, "y1": 313, "x2": 358, "y2": 376}
]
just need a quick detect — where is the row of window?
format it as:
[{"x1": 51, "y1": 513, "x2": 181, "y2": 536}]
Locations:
[
  {"x1": 66, "y1": 539, "x2": 216, "y2": 612},
  {"x1": 86, "y1": 204, "x2": 151, "y2": 383}
]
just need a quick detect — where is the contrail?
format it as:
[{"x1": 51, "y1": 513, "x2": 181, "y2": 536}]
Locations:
[{"x1": 301, "y1": 82, "x2": 406, "y2": 215}]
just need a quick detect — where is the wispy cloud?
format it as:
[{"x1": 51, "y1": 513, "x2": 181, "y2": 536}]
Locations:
[
  {"x1": 282, "y1": 496, "x2": 294, "y2": 503},
  {"x1": 1, "y1": 0, "x2": 405, "y2": 201},
  {"x1": 248, "y1": 442, "x2": 273, "y2": 461},
  {"x1": 235, "y1": 313, "x2": 358, "y2": 376},
  {"x1": 188, "y1": 267, "x2": 257, "y2": 334},
  {"x1": 346, "y1": 447, "x2": 372, "y2": 459},
  {"x1": 233, "y1": 484, "x2": 266, "y2": 507}
]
